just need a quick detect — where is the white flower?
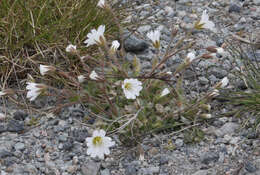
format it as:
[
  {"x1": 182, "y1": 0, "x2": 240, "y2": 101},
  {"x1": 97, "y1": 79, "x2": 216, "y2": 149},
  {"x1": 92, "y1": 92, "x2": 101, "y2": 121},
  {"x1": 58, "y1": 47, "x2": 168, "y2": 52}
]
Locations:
[
  {"x1": 147, "y1": 30, "x2": 161, "y2": 48},
  {"x1": 66, "y1": 44, "x2": 77, "y2": 53},
  {"x1": 84, "y1": 25, "x2": 106, "y2": 47},
  {"x1": 89, "y1": 71, "x2": 99, "y2": 80},
  {"x1": 196, "y1": 10, "x2": 216, "y2": 32},
  {"x1": 97, "y1": 0, "x2": 105, "y2": 8},
  {"x1": 185, "y1": 52, "x2": 196, "y2": 63},
  {"x1": 110, "y1": 40, "x2": 120, "y2": 53},
  {"x1": 26, "y1": 82, "x2": 46, "y2": 101},
  {"x1": 122, "y1": 79, "x2": 142, "y2": 99},
  {"x1": 220, "y1": 77, "x2": 229, "y2": 88},
  {"x1": 78, "y1": 75, "x2": 86, "y2": 83},
  {"x1": 160, "y1": 88, "x2": 170, "y2": 97},
  {"x1": 86, "y1": 129, "x2": 115, "y2": 160},
  {"x1": 39, "y1": 65, "x2": 55, "y2": 76}
]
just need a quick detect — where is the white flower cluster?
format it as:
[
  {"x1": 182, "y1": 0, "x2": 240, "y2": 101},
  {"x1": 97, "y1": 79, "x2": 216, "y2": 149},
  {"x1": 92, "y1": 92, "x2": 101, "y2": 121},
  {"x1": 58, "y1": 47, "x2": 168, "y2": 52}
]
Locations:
[{"x1": 22, "y1": 2, "x2": 230, "y2": 161}]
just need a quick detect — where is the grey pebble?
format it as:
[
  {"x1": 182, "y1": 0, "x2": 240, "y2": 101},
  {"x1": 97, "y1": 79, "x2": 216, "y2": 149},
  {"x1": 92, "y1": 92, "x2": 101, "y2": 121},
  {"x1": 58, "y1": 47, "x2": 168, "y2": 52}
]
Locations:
[
  {"x1": 81, "y1": 161, "x2": 100, "y2": 175},
  {"x1": 245, "y1": 161, "x2": 257, "y2": 173},
  {"x1": 228, "y1": 4, "x2": 241, "y2": 13},
  {"x1": 101, "y1": 169, "x2": 111, "y2": 175},
  {"x1": 209, "y1": 67, "x2": 228, "y2": 79},
  {"x1": 199, "y1": 77, "x2": 209, "y2": 85},
  {"x1": 14, "y1": 142, "x2": 25, "y2": 151},
  {"x1": 139, "y1": 166, "x2": 160, "y2": 175},
  {"x1": 123, "y1": 30, "x2": 149, "y2": 53},
  {"x1": 125, "y1": 164, "x2": 137, "y2": 175},
  {"x1": 0, "y1": 149, "x2": 14, "y2": 158},
  {"x1": 6, "y1": 120, "x2": 25, "y2": 133},
  {"x1": 192, "y1": 170, "x2": 208, "y2": 175},
  {"x1": 214, "y1": 122, "x2": 240, "y2": 137},
  {"x1": 200, "y1": 152, "x2": 219, "y2": 164},
  {"x1": 13, "y1": 110, "x2": 27, "y2": 121}
]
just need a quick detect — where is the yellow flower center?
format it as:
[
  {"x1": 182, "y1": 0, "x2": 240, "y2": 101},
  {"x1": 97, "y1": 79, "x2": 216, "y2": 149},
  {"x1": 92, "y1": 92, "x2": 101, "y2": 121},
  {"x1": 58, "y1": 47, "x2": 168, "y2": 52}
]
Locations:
[
  {"x1": 93, "y1": 136, "x2": 103, "y2": 146},
  {"x1": 124, "y1": 82, "x2": 132, "y2": 90}
]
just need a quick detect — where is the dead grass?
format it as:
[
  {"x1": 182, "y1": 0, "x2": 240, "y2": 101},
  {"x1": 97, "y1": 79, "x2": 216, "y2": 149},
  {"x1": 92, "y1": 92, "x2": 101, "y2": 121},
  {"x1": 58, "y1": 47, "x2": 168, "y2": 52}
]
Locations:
[{"x1": 0, "y1": 0, "x2": 120, "y2": 85}]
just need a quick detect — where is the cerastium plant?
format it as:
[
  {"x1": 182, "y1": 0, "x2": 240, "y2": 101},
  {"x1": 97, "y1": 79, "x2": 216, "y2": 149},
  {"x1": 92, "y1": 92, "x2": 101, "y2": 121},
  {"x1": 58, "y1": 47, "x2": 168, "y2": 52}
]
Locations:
[{"x1": 0, "y1": 0, "x2": 230, "y2": 158}]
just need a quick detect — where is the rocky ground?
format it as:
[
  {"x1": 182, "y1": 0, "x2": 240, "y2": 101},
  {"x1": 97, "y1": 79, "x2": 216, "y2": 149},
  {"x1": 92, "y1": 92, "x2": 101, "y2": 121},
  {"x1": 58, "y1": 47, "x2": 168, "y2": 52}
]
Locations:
[{"x1": 0, "y1": 0, "x2": 260, "y2": 174}]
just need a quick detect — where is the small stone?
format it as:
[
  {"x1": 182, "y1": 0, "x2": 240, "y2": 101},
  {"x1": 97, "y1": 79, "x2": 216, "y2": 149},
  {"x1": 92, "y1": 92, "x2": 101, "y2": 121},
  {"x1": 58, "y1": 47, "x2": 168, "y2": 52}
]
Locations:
[
  {"x1": 0, "y1": 124, "x2": 6, "y2": 133},
  {"x1": 81, "y1": 161, "x2": 100, "y2": 175},
  {"x1": 101, "y1": 169, "x2": 110, "y2": 175},
  {"x1": 13, "y1": 110, "x2": 27, "y2": 121},
  {"x1": 0, "y1": 149, "x2": 14, "y2": 158},
  {"x1": 14, "y1": 142, "x2": 25, "y2": 151},
  {"x1": 6, "y1": 120, "x2": 25, "y2": 133},
  {"x1": 139, "y1": 167, "x2": 160, "y2": 175},
  {"x1": 137, "y1": 25, "x2": 151, "y2": 33},
  {"x1": 209, "y1": 67, "x2": 228, "y2": 79},
  {"x1": 123, "y1": 30, "x2": 149, "y2": 53},
  {"x1": 160, "y1": 155, "x2": 169, "y2": 165},
  {"x1": 33, "y1": 131, "x2": 41, "y2": 138},
  {"x1": 200, "y1": 152, "x2": 219, "y2": 164},
  {"x1": 229, "y1": 4, "x2": 241, "y2": 13},
  {"x1": 70, "y1": 129, "x2": 89, "y2": 143},
  {"x1": 125, "y1": 165, "x2": 137, "y2": 175},
  {"x1": 245, "y1": 161, "x2": 257, "y2": 173},
  {"x1": 193, "y1": 170, "x2": 208, "y2": 175},
  {"x1": 58, "y1": 133, "x2": 68, "y2": 142},
  {"x1": 63, "y1": 140, "x2": 73, "y2": 151},
  {"x1": 69, "y1": 108, "x2": 85, "y2": 118},
  {"x1": 214, "y1": 122, "x2": 240, "y2": 137},
  {"x1": 208, "y1": 75, "x2": 218, "y2": 84},
  {"x1": 230, "y1": 137, "x2": 240, "y2": 145},
  {"x1": 175, "y1": 138, "x2": 184, "y2": 147},
  {"x1": 199, "y1": 77, "x2": 209, "y2": 85}
]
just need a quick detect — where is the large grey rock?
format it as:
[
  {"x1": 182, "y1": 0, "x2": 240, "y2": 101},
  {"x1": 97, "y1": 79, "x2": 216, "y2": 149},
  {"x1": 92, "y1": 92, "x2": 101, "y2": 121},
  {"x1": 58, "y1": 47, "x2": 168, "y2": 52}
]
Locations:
[{"x1": 123, "y1": 30, "x2": 149, "y2": 53}]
